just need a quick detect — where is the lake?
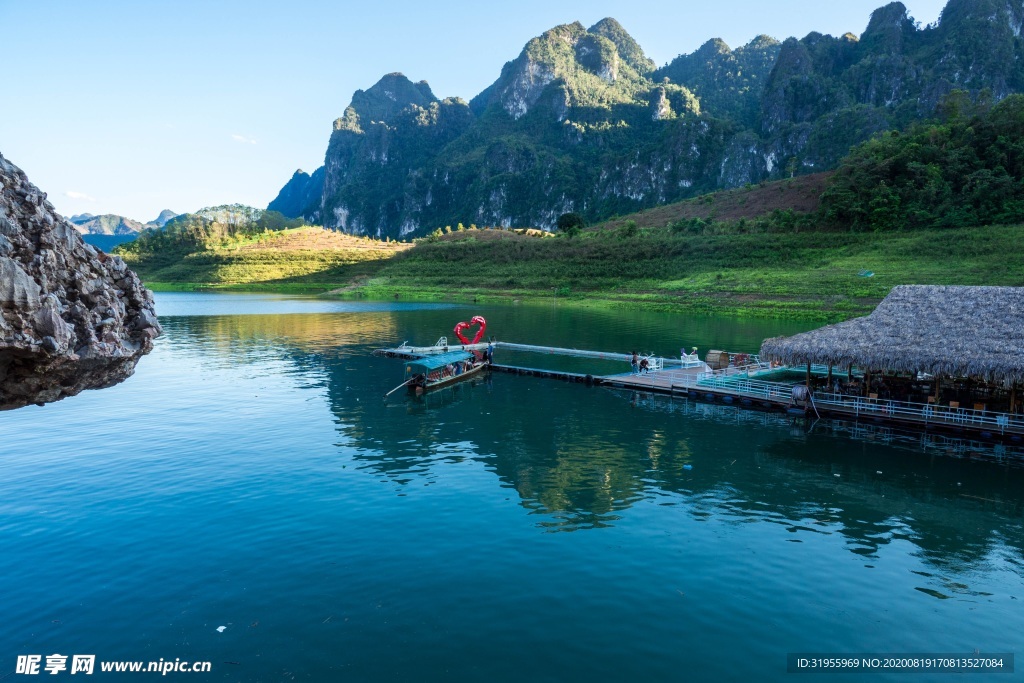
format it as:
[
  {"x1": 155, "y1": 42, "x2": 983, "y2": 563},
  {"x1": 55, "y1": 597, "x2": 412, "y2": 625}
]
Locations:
[{"x1": 1, "y1": 293, "x2": 1021, "y2": 681}]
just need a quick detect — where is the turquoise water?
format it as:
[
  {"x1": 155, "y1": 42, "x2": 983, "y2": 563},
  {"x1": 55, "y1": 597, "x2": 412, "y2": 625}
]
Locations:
[{"x1": 1, "y1": 293, "x2": 1021, "y2": 681}]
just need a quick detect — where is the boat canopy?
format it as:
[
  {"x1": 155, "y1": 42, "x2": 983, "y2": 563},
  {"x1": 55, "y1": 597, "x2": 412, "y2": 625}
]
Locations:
[{"x1": 405, "y1": 350, "x2": 474, "y2": 373}]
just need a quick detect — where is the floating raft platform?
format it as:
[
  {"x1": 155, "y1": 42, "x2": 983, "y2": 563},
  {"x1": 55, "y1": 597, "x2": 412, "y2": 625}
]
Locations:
[
  {"x1": 374, "y1": 341, "x2": 1024, "y2": 440},
  {"x1": 489, "y1": 364, "x2": 591, "y2": 382},
  {"x1": 373, "y1": 341, "x2": 488, "y2": 360}
]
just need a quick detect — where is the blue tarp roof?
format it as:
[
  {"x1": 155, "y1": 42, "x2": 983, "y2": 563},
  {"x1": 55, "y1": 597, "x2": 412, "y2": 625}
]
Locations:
[{"x1": 405, "y1": 350, "x2": 474, "y2": 372}]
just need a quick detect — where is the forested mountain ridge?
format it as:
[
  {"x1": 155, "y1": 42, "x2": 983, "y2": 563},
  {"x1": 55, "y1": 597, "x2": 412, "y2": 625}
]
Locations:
[{"x1": 270, "y1": 0, "x2": 1024, "y2": 237}]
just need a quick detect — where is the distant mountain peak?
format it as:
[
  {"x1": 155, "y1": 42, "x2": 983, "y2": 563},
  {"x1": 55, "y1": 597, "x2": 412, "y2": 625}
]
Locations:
[
  {"x1": 861, "y1": 2, "x2": 914, "y2": 50},
  {"x1": 747, "y1": 34, "x2": 781, "y2": 48},
  {"x1": 589, "y1": 17, "x2": 655, "y2": 73},
  {"x1": 695, "y1": 37, "x2": 733, "y2": 56},
  {"x1": 472, "y1": 17, "x2": 656, "y2": 120},
  {"x1": 335, "y1": 72, "x2": 437, "y2": 133},
  {"x1": 151, "y1": 209, "x2": 178, "y2": 227},
  {"x1": 366, "y1": 72, "x2": 434, "y2": 101},
  {"x1": 68, "y1": 213, "x2": 144, "y2": 236},
  {"x1": 268, "y1": 168, "x2": 325, "y2": 219},
  {"x1": 871, "y1": 0, "x2": 910, "y2": 18},
  {"x1": 654, "y1": 32, "x2": 782, "y2": 127},
  {"x1": 588, "y1": 17, "x2": 622, "y2": 32}
]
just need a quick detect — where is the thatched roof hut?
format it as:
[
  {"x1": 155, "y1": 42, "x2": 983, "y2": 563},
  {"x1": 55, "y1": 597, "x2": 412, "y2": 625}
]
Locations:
[{"x1": 760, "y1": 285, "x2": 1024, "y2": 383}]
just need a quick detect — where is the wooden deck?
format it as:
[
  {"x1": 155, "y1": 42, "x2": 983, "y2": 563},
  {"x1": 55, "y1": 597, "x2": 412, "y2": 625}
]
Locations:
[{"x1": 601, "y1": 367, "x2": 712, "y2": 391}]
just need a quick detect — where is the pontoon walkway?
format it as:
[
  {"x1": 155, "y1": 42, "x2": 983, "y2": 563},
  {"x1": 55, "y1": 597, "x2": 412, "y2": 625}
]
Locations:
[{"x1": 374, "y1": 342, "x2": 1024, "y2": 440}]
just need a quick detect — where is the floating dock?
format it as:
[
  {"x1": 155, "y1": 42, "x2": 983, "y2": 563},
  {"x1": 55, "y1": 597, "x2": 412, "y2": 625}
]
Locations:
[{"x1": 374, "y1": 341, "x2": 1024, "y2": 440}]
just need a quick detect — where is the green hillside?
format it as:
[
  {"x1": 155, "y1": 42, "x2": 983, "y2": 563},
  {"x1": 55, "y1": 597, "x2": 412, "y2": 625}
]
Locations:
[
  {"x1": 118, "y1": 212, "x2": 407, "y2": 292},
  {"x1": 122, "y1": 216, "x2": 1024, "y2": 320},
  {"x1": 352, "y1": 223, "x2": 1024, "y2": 320}
]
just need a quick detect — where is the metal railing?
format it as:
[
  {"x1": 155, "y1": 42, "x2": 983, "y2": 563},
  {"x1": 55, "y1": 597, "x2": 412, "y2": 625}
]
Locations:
[
  {"x1": 670, "y1": 373, "x2": 794, "y2": 402},
  {"x1": 662, "y1": 374, "x2": 1024, "y2": 435},
  {"x1": 810, "y1": 392, "x2": 1024, "y2": 434}
]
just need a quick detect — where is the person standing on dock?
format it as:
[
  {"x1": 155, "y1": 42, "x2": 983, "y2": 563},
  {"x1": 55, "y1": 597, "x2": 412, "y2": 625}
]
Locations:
[
  {"x1": 486, "y1": 341, "x2": 494, "y2": 364},
  {"x1": 631, "y1": 351, "x2": 639, "y2": 375}
]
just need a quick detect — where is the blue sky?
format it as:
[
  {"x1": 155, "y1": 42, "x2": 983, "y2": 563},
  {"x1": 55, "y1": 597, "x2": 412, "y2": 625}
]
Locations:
[{"x1": 0, "y1": 0, "x2": 948, "y2": 223}]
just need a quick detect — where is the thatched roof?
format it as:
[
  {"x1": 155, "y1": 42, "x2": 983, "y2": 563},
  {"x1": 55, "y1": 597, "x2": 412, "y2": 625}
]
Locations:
[{"x1": 760, "y1": 285, "x2": 1024, "y2": 383}]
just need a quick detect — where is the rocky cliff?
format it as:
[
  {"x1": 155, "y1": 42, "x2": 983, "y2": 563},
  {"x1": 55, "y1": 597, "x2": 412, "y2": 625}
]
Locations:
[
  {"x1": 655, "y1": 35, "x2": 782, "y2": 128},
  {"x1": 273, "y1": 0, "x2": 1024, "y2": 236},
  {"x1": 319, "y1": 74, "x2": 474, "y2": 235},
  {"x1": 267, "y1": 168, "x2": 324, "y2": 222},
  {"x1": 0, "y1": 152, "x2": 161, "y2": 410}
]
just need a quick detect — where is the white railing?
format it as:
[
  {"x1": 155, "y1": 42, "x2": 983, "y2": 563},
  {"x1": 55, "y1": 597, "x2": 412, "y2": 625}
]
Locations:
[
  {"x1": 662, "y1": 375, "x2": 1024, "y2": 434},
  {"x1": 810, "y1": 392, "x2": 1024, "y2": 434},
  {"x1": 670, "y1": 373, "x2": 793, "y2": 402},
  {"x1": 715, "y1": 352, "x2": 775, "y2": 374}
]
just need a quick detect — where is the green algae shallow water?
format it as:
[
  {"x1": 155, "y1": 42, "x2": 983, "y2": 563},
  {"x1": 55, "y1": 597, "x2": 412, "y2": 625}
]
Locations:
[{"x1": 0, "y1": 293, "x2": 1021, "y2": 682}]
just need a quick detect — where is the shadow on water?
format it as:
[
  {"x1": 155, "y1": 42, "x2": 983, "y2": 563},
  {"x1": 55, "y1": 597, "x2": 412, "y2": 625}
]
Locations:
[
  {"x1": 619, "y1": 390, "x2": 1024, "y2": 573},
  {"x1": 161, "y1": 306, "x2": 1024, "y2": 574}
]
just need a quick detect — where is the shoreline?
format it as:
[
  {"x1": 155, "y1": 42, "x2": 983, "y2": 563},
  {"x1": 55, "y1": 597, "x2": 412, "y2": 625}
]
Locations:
[
  {"x1": 125, "y1": 223, "x2": 1024, "y2": 324},
  {"x1": 143, "y1": 281, "x2": 874, "y2": 321}
]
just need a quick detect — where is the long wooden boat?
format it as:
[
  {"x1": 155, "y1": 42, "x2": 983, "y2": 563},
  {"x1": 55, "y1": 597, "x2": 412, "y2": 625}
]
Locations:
[{"x1": 404, "y1": 350, "x2": 486, "y2": 393}]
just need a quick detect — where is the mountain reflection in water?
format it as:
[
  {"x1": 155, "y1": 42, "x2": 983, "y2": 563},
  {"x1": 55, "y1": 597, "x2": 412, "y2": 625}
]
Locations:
[{"x1": 163, "y1": 308, "x2": 1024, "y2": 574}]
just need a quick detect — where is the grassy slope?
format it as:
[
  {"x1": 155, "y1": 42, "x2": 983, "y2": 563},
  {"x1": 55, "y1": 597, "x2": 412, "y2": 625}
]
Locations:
[
  {"x1": 122, "y1": 227, "x2": 409, "y2": 293},
  {"x1": 593, "y1": 173, "x2": 830, "y2": 230},
  {"x1": 357, "y1": 224, "x2": 1024, "y2": 320},
  {"x1": 121, "y1": 187, "x2": 1024, "y2": 321}
]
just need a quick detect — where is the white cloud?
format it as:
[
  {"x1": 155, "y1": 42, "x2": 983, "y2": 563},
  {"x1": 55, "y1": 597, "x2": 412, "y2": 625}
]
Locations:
[
  {"x1": 65, "y1": 190, "x2": 96, "y2": 201},
  {"x1": 231, "y1": 134, "x2": 257, "y2": 145}
]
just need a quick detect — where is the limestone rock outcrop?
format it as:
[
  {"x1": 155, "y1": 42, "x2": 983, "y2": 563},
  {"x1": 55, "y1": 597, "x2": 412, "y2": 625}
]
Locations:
[
  {"x1": 271, "y1": 3, "x2": 1024, "y2": 236},
  {"x1": 0, "y1": 152, "x2": 161, "y2": 410}
]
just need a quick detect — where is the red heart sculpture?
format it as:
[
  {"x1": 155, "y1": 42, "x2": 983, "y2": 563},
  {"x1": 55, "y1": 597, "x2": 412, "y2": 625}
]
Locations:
[{"x1": 454, "y1": 316, "x2": 487, "y2": 344}]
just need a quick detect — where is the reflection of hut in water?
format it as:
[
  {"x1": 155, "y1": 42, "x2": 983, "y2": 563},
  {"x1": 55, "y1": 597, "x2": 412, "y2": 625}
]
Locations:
[{"x1": 760, "y1": 286, "x2": 1024, "y2": 415}]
